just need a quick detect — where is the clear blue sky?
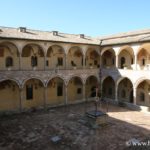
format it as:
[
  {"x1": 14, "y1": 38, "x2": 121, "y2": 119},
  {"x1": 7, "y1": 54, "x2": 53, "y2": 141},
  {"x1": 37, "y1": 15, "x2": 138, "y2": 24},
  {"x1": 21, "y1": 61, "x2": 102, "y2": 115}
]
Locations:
[{"x1": 1, "y1": 0, "x2": 150, "y2": 36}]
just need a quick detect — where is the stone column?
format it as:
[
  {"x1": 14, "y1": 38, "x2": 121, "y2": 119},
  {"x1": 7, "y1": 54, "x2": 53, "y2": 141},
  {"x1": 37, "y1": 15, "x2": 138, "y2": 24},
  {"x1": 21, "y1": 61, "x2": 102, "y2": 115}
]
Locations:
[
  {"x1": 134, "y1": 54, "x2": 137, "y2": 70},
  {"x1": 83, "y1": 55, "x2": 85, "y2": 69},
  {"x1": 115, "y1": 84, "x2": 118, "y2": 102},
  {"x1": 19, "y1": 53, "x2": 22, "y2": 71},
  {"x1": 83, "y1": 83, "x2": 86, "y2": 101},
  {"x1": 19, "y1": 88, "x2": 23, "y2": 112},
  {"x1": 65, "y1": 54, "x2": 67, "y2": 69},
  {"x1": 65, "y1": 84, "x2": 68, "y2": 105},
  {"x1": 116, "y1": 54, "x2": 119, "y2": 68},
  {"x1": 44, "y1": 87, "x2": 47, "y2": 109},
  {"x1": 44, "y1": 54, "x2": 46, "y2": 71},
  {"x1": 133, "y1": 88, "x2": 137, "y2": 105}
]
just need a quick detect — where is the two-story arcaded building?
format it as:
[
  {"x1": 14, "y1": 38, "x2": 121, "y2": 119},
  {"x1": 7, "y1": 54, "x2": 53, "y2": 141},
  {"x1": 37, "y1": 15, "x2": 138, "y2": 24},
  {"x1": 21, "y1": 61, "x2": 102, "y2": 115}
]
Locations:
[{"x1": 0, "y1": 27, "x2": 150, "y2": 112}]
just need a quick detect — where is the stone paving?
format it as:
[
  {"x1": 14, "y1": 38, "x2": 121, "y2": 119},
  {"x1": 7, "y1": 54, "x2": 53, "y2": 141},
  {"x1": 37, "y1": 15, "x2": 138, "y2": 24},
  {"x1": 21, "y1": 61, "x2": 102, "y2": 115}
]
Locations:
[{"x1": 0, "y1": 102, "x2": 149, "y2": 150}]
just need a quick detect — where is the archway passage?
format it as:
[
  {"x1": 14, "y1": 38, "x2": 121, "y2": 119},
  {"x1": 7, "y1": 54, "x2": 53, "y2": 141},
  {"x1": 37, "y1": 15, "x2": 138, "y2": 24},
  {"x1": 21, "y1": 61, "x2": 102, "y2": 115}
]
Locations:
[
  {"x1": 47, "y1": 77, "x2": 65, "y2": 106},
  {"x1": 0, "y1": 80, "x2": 20, "y2": 111},
  {"x1": 68, "y1": 77, "x2": 83, "y2": 103},
  {"x1": 0, "y1": 42, "x2": 19, "y2": 70},
  {"x1": 102, "y1": 76, "x2": 115, "y2": 100},
  {"x1": 118, "y1": 48, "x2": 134, "y2": 69},
  {"x1": 137, "y1": 44, "x2": 150, "y2": 70},
  {"x1": 46, "y1": 45, "x2": 65, "y2": 70},
  {"x1": 101, "y1": 49, "x2": 115, "y2": 69},
  {"x1": 67, "y1": 47, "x2": 83, "y2": 69},
  {"x1": 22, "y1": 79, "x2": 44, "y2": 109},
  {"x1": 85, "y1": 48, "x2": 100, "y2": 69},
  {"x1": 118, "y1": 78, "x2": 133, "y2": 103},
  {"x1": 136, "y1": 80, "x2": 150, "y2": 107},
  {"x1": 85, "y1": 76, "x2": 99, "y2": 98},
  {"x1": 22, "y1": 44, "x2": 44, "y2": 70}
]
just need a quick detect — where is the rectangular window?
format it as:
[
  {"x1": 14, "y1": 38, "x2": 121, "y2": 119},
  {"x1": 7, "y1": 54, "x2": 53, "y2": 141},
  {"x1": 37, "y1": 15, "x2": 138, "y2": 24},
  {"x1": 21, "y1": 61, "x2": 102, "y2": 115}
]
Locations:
[
  {"x1": 26, "y1": 85, "x2": 33, "y2": 100},
  {"x1": 77, "y1": 88, "x2": 82, "y2": 94},
  {"x1": 94, "y1": 60, "x2": 97, "y2": 65},
  {"x1": 57, "y1": 84, "x2": 63, "y2": 96},
  {"x1": 58, "y1": 57, "x2": 63, "y2": 66},
  {"x1": 46, "y1": 60, "x2": 49, "y2": 66}
]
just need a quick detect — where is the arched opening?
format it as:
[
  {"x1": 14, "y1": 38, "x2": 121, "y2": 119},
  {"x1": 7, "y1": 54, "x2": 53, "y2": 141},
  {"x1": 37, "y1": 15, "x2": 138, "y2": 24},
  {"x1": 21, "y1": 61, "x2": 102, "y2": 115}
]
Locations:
[
  {"x1": 85, "y1": 76, "x2": 98, "y2": 99},
  {"x1": 136, "y1": 80, "x2": 150, "y2": 107},
  {"x1": 67, "y1": 46, "x2": 83, "y2": 69},
  {"x1": 0, "y1": 42, "x2": 19, "y2": 70},
  {"x1": 118, "y1": 47, "x2": 134, "y2": 69},
  {"x1": 22, "y1": 44, "x2": 44, "y2": 70},
  {"x1": 102, "y1": 76, "x2": 115, "y2": 100},
  {"x1": 101, "y1": 49, "x2": 115, "y2": 68},
  {"x1": 68, "y1": 77, "x2": 83, "y2": 103},
  {"x1": 47, "y1": 77, "x2": 65, "y2": 106},
  {"x1": 137, "y1": 45, "x2": 150, "y2": 70},
  {"x1": 85, "y1": 48, "x2": 100, "y2": 69},
  {"x1": 6, "y1": 56, "x2": 13, "y2": 68},
  {"x1": 118, "y1": 78, "x2": 133, "y2": 103},
  {"x1": 22, "y1": 78, "x2": 44, "y2": 109},
  {"x1": 46, "y1": 45, "x2": 65, "y2": 69},
  {"x1": 0, "y1": 80, "x2": 20, "y2": 111}
]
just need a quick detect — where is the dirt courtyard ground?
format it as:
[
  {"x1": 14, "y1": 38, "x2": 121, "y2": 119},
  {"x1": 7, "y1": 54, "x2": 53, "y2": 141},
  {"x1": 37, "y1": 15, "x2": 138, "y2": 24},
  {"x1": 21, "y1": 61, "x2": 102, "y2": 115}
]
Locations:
[{"x1": 0, "y1": 102, "x2": 150, "y2": 150}]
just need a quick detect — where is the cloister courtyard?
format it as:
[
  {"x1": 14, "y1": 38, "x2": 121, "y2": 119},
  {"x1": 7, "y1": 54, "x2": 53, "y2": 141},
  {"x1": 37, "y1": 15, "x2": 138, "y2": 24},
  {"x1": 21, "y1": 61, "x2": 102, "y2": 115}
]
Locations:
[{"x1": 0, "y1": 101, "x2": 149, "y2": 150}]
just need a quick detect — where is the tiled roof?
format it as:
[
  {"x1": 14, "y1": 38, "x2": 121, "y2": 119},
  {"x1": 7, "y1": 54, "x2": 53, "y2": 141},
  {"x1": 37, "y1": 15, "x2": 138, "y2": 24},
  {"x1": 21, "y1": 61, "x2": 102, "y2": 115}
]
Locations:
[
  {"x1": 99, "y1": 28, "x2": 150, "y2": 45},
  {"x1": 1, "y1": 26, "x2": 150, "y2": 46},
  {"x1": 0, "y1": 26, "x2": 100, "y2": 45}
]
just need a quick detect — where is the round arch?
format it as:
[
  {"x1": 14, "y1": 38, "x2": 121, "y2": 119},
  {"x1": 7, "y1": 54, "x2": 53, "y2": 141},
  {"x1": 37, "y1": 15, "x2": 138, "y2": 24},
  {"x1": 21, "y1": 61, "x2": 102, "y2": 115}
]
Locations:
[
  {"x1": 116, "y1": 77, "x2": 133, "y2": 87},
  {"x1": 137, "y1": 43, "x2": 150, "y2": 55},
  {"x1": 117, "y1": 77, "x2": 133, "y2": 103},
  {"x1": 102, "y1": 75, "x2": 115, "y2": 85},
  {"x1": 67, "y1": 46, "x2": 84, "y2": 69},
  {"x1": 22, "y1": 77, "x2": 45, "y2": 88},
  {"x1": 22, "y1": 78, "x2": 45, "y2": 110},
  {"x1": 134, "y1": 77, "x2": 150, "y2": 89},
  {"x1": 22, "y1": 43, "x2": 45, "y2": 56},
  {"x1": 85, "y1": 75, "x2": 99, "y2": 98},
  {"x1": 102, "y1": 76, "x2": 115, "y2": 100},
  {"x1": 0, "y1": 78, "x2": 20, "y2": 88},
  {"x1": 118, "y1": 45, "x2": 134, "y2": 56},
  {"x1": 0, "y1": 79, "x2": 20, "y2": 111},
  {"x1": 46, "y1": 76, "x2": 65, "y2": 87},
  {"x1": 85, "y1": 75, "x2": 99, "y2": 83},
  {"x1": 0, "y1": 41, "x2": 20, "y2": 54},
  {"x1": 101, "y1": 47, "x2": 115, "y2": 56},
  {"x1": 67, "y1": 76, "x2": 83, "y2": 85},
  {"x1": 68, "y1": 76, "x2": 83, "y2": 103},
  {"x1": 46, "y1": 44, "x2": 65, "y2": 55},
  {"x1": 67, "y1": 46, "x2": 83, "y2": 55},
  {"x1": 47, "y1": 76, "x2": 65, "y2": 106}
]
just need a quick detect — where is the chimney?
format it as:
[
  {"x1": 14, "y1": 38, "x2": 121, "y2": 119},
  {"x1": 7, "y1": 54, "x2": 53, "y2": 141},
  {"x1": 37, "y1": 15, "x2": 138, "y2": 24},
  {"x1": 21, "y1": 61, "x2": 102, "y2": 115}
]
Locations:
[
  {"x1": 52, "y1": 31, "x2": 58, "y2": 36},
  {"x1": 79, "y1": 34, "x2": 84, "y2": 38},
  {"x1": 18, "y1": 27, "x2": 26, "y2": 33}
]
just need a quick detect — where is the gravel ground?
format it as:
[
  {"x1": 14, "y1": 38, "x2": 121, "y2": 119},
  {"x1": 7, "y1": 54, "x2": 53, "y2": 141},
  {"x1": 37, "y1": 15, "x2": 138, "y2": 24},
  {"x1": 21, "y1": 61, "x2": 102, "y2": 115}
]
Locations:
[{"x1": 0, "y1": 102, "x2": 149, "y2": 150}]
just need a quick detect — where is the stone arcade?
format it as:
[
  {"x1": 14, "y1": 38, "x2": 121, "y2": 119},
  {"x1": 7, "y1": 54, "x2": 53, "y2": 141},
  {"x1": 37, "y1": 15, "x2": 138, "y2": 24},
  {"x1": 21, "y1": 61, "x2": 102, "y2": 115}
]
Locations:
[{"x1": 0, "y1": 27, "x2": 150, "y2": 112}]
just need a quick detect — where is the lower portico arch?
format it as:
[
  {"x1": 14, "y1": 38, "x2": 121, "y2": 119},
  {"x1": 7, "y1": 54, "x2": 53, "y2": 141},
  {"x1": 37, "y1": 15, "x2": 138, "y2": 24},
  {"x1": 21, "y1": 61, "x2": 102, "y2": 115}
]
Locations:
[
  {"x1": 47, "y1": 77, "x2": 65, "y2": 106},
  {"x1": 67, "y1": 76, "x2": 83, "y2": 103},
  {"x1": 85, "y1": 75, "x2": 99, "y2": 98},
  {"x1": 102, "y1": 76, "x2": 115, "y2": 100},
  {"x1": 0, "y1": 79, "x2": 20, "y2": 111},
  {"x1": 22, "y1": 78, "x2": 44, "y2": 110},
  {"x1": 117, "y1": 77, "x2": 133, "y2": 103}
]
